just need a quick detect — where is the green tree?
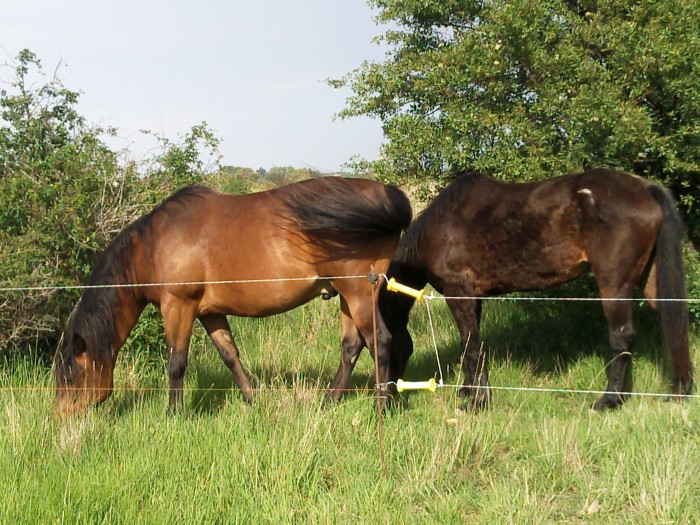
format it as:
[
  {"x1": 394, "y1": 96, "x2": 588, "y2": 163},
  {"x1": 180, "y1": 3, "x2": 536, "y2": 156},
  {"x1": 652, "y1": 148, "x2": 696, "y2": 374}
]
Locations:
[
  {"x1": 141, "y1": 121, "x2": 222, "y2": 190},
  {"x1": 336, "y1": 0, "x2": 700, "y2": 242},
  {"x1": 217, "y1": 166, "x2": 261, "y2": 194},
  {"x1": 0, "y1": 51, "x2": 225, "y2": 354},
  {"x1": 265, "y1": 166, "x2": 321, "y2": 187},
  {"x1": 0, "y1": 50, "x2": 137, "y2": 352}
]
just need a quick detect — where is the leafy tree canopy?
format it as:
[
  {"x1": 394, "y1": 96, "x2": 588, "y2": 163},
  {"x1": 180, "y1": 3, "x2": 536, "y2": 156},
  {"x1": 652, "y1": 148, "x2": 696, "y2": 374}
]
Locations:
[{"x1": 335, "y1": 0, "x2": 700, "y2": 242}]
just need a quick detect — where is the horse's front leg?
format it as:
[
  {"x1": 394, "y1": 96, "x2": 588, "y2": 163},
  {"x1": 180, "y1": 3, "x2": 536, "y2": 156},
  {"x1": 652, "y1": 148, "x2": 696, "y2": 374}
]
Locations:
[
  {"x1": 161, "y1": 298, "x2": 198, "y2": 413},
  {"x1": 389, "y1": 325, "x2": 414, "y2": 383},
  {"x1": 446, "y1": 296, "x2": 488, "y2": 410},
  {"x1": 326, "y1": 298, "x2": 365, "y2": 403}
]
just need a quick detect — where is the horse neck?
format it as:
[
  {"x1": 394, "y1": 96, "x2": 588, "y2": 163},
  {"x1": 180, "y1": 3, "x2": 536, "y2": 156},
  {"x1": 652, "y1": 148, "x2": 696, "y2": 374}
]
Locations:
[
  {"x1": 381, "y1": 259, "x2": 428, "y2": 327},
  {"x1": 68, "y1": 285, "x2": 144, "y2": 366},
  {"x1": 111, "y1": 290, "x2": 146, "y2": 354},
  {"x1": 387, "y1": 256, "x2": 429, "y2": 291},
  {"x1": 82, "y1": 248, "x2": 147, "y2": 359}
]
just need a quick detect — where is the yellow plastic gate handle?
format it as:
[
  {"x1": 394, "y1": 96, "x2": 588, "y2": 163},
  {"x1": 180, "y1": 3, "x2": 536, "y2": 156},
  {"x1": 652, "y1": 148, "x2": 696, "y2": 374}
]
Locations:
[
  {"x1": 396, "y1": 378, "x2": 437, "y2": 393},
  {"x1": 386, "y1": 278, "x2": 426, "y2": 302}
]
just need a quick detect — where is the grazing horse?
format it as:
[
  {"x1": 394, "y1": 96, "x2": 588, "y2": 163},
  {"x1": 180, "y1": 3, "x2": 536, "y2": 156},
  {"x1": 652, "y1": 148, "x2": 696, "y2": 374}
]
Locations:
[
  {"x1": 54, "y1": 177, "x2": 412, "y2": 415},
  {"x1": 381, "y1": 168, "x2": 692, "y2": 410}
]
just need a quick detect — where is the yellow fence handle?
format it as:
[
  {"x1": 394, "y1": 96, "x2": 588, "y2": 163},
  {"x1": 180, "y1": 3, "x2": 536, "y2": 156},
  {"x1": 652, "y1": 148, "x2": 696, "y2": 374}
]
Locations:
[
  {"x1": 386, "y1": 278, "x2": 426, "y2": 302},
  {"x1": 396, "y1": 378, "x2": 437, "y2": 393}
]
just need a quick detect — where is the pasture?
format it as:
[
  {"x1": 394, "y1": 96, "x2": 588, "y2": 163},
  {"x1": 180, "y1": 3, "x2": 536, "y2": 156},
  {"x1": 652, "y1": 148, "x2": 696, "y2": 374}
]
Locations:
[{"x1": 1, "y1": 292, "x2": 698, "y2": 524}]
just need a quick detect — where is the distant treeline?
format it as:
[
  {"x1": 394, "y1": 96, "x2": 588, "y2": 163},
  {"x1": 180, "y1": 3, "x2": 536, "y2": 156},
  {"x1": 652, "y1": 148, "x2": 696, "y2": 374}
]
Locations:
[{"x1": 218, "y1": 165, "x2": 353, "y2": 195}]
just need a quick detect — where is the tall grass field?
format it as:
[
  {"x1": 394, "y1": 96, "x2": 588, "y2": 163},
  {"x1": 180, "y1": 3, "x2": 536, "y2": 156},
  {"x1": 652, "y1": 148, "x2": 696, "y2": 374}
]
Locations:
[{"x1": 1, "y1": 293, "x2": 698, "y2": 524}]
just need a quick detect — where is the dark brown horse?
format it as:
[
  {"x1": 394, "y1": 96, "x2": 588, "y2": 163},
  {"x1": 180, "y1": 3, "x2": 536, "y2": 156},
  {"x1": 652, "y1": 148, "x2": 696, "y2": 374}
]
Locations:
[
  {"x1": 54, "y1": 177, "x2": 412, "y2": 415},
  {"x1": 381, "y1": 168, "x2": 692, "y2": 410}
]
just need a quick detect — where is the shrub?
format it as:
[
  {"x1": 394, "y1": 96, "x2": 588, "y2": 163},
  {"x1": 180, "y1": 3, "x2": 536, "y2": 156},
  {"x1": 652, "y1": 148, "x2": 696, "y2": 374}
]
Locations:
[{"x1": 0, "y1": 50, "x2": 224, "y2": 355}]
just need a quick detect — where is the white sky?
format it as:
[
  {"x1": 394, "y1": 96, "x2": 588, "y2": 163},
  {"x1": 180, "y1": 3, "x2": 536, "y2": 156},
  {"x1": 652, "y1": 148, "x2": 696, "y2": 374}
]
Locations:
[{"x1": 1, "y1": 1, "x2": 388, "y2": 172}]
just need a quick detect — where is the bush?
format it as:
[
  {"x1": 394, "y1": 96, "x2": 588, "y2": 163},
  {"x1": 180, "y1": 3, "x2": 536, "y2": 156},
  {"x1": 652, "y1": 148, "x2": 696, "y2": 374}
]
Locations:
[
  {"x1": 686, "y1": 245, "x2": 700, "y2": 322},
  {"x1": 0, "y1": 50, "x2": 224, "y2": 355},
  {"x1": 0, "y1": 50, "x2": 137, "y2": 352}
]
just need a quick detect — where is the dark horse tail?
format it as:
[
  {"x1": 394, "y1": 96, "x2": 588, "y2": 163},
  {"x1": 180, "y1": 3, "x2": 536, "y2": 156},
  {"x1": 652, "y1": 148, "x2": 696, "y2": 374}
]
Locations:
[
  {"x1": 648, "y1": 184, "x2": 693, "y2": 394},
  {"x1": 279, "y1": 177, "x2": 412, "y2": 241}
]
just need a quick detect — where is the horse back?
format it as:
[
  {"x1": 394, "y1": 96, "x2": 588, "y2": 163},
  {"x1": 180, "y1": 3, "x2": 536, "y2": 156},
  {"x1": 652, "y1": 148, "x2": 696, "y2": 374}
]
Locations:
[
  {"x1": 413, "y1": 169, "x2": 664, "y2": 295},
  {"x1": 131, "y1": 189, "x2": 313, "y2": 312},
  {"x1": 133, "y1": 178, "x2": 410, "y2": 316}
]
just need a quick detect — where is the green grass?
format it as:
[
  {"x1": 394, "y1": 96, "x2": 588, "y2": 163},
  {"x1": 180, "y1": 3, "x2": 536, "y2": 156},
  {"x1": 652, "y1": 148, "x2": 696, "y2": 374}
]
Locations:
[{"x1": 1, "y1": 297, "x2": 699, "y2": 524}]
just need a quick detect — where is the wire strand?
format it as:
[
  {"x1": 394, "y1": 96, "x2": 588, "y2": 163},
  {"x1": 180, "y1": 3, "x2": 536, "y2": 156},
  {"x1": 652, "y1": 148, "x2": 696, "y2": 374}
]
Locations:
[
  {"x1": 427, "y1": 383, "x2": 700, "y2": 400},
  {"x1": 427, "y1": 294, "x2": 700, "y2": 303},
  {"x1": 0, "y1": 274, "x2": 368, "y2": 293},
  {"x1": 406, "y1": 291, "x2": 699, "y2": 401},
  {"x1": 4, "y1": 383, "x2": 699, "y2": 399},
  {"x1": 424, "y1": 297, "x2": 444, "y2": 386},
  {"x1": 3, "y1": 273, "x2": 697, "y2": 402}
]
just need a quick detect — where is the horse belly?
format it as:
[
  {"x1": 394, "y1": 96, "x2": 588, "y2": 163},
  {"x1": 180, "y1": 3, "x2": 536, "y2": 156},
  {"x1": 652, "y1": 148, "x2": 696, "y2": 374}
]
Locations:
[
  {"x1": 433, "y1": 227, "x2": 587, "y2": 294},
  {"x1": 495, "y1": 259, "x2": 588, "y2": 292},
  {"x1": 199, "y1": 281, "x2": 323, "y2": 318},
  {"x1": 476, "y1": 241, "x2": 589, "y2": 293}
]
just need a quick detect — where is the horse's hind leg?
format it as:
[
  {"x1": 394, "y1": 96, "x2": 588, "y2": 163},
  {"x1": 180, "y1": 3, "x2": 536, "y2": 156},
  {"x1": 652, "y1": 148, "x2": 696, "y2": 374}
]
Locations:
[
  {"x1": 588, "y1": 225, "x2": 655, "y2": 409},
  {"x1": 593, "y1": 290, "x2": 636, "y2": 410},
  {"x1": 161, "y1": 299, "x2": 198, "y2": 413},
  {"x1": 331, "y1": 288, "x2": 393, "y2": 405},
  {"x1": 325, "y1": 298, "x2": 365, "y2": 403},
  {"x1": 199, "y1": 314, "x2": 254, "y2": 403}
]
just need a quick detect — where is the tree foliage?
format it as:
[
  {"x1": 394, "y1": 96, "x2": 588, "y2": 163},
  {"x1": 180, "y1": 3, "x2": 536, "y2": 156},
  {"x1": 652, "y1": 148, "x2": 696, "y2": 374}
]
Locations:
[
  {"x1": 141, "y1": 122, "x2": 222, "y2": 189},
  {"x1": 0, "y1": 50, "x2": 134, "y2": 351},
  {"x1": 0, "y1": 51, "x2": 227, "y2": 353},
  {"x1": 336, "y1": 0, "x2": 700, "y2": 242}
]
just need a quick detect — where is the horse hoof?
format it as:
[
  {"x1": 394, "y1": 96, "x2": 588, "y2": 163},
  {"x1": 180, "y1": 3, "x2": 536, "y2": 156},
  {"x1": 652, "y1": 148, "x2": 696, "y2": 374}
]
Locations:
[
  {"x1": 667, "y1": 387, "x2": 692, "y2": 403},
  {"x1": 458, "y1": 393, "x2": 490, "y2": 412},
  {"x1": 592, "y1": 395, "x2": 624, "y2": 411},
  {"x1": 323, "y1": 392, "x2": 340, "y2": 405},
  {"x1": 166, "y1": 406, "x2": 184, "y2": 416},
  {"x1": 458, "y1": 386, "x2": 479, "y2": 398},
  {"x1": 671, "y1": 378, "x2": 693, "y2": 399},
  {"x1": 241, "y1": 390, "x2": 255, "y2": 404}
]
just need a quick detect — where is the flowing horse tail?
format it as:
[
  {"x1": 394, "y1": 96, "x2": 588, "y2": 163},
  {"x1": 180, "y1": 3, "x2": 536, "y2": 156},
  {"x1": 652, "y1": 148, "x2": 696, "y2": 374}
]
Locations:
[
  {"x1": 279, "y1": 177, "x2": 412, "y2": 242},
  {"x1": 649, "y1": 184, "x2": 693, "y2": 395}
]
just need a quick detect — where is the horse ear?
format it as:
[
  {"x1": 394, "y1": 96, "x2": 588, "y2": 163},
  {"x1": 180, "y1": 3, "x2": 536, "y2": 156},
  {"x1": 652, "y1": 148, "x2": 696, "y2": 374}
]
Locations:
[{"x1": 72, "y1": 333, "x2": 86, "y2": 356}]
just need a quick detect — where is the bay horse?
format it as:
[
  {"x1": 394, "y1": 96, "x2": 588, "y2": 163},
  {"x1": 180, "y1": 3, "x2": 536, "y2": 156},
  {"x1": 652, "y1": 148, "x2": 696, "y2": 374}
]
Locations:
[
  {"x1": 381, "y1": 168, "x2": 692, "y2": 410},
  {"x1": 54, "y1": 177, "x2": 412, "y2": 415}
]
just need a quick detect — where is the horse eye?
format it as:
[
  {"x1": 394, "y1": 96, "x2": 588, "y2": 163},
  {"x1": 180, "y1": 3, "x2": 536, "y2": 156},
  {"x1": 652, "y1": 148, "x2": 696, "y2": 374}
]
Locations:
[{"x1": 72, "y1": 334, "x2": 87, "y2": 356}]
